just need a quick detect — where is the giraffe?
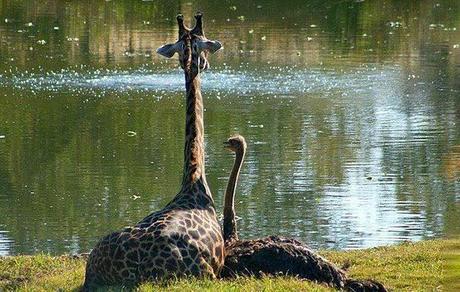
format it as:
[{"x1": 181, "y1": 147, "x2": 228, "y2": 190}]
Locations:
[
  {"x1": 83, "y1": 13, "x2": 224, "y2": 290},
  {"x1": 220, "y1": 135, "x2": 387, "y2": 292}
]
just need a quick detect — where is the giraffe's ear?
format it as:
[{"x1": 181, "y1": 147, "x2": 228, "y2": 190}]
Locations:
[
  {"x1": 157, "y1": 43, "x2": 180, "y2": 58},
  {"x1": 198, "y1": 40, "x2": 222, "y2": 54}
]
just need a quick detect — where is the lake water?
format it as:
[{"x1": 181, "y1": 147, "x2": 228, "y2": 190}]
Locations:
[{"x1": 0, "y1": 0, "x2": 459, "y2": 255}]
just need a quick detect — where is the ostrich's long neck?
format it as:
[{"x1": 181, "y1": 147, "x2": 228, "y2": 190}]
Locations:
[
  {"x1": 181, "y1": 73, "x2": 207, "y2": 191},
  {"x1": 223, "y1": 148, "x2": 245, "y2": 243}
]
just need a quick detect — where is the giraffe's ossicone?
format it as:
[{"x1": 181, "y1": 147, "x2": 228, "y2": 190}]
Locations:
[{"x1": 83, "y1": 12, "x2": 224, "y2": 290}]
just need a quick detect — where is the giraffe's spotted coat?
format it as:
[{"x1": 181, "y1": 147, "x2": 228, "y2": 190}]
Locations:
[{"x1": 84, "y1": 190, "x2": 224, "y2": 288}]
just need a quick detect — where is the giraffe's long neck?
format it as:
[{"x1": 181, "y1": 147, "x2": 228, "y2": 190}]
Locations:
[
  {"x1": 223, "y1": 147, "x2": 245, "y2": 243},
  {"x1": 181, "y1": 73, "x2": 207, "y2": 191}
]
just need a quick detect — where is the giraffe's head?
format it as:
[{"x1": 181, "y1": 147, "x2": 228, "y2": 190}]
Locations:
[
  {"x1": 224, "y1": 135, "x2": 247, "y2": 153},
  {"x1": 157, "y1": 12, "x2": 222, "y2": 75}
]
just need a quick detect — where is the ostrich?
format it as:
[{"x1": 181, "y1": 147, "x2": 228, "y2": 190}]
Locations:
[{"x1": 220, "y1": 135, "x2": 387, "y2": 292}]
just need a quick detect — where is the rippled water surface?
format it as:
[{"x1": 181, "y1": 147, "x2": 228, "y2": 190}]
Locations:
[{"x1": 0, "y1": 0, "x2": 459, "y2": 255}]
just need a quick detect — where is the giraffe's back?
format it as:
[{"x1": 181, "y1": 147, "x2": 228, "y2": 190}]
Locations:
[{"x1": 83, "y1": 193, "x2": 224, "y2": 289}]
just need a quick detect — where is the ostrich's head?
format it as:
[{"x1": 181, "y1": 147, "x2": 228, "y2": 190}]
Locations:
[
  {"x1": 224, "y1": 135, "x2": 247, "y2": 153},
  {"x1": 156, "y1": 12, "x2": 222, "y2": 76}
]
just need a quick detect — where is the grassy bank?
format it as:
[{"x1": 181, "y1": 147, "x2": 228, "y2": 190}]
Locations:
[{"x1": 0, "y1": 239, "x2": 458, "y2": 291}]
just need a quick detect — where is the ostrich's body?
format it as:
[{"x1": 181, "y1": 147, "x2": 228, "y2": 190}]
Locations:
[
  {"x1": 83, "y1": 13, "x2": 224, "y2": 289},
  {"x1": 220, "y1": 136, "x2": 387, "y2": 292}
]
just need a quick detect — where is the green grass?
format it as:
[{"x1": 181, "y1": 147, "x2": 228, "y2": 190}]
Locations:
[
  {"x1": 442, "y1": 239, "x2": 460, "y2": 291},
  {"x1": 0, "y1": 239, "x2": 458, "y2": 291}
]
